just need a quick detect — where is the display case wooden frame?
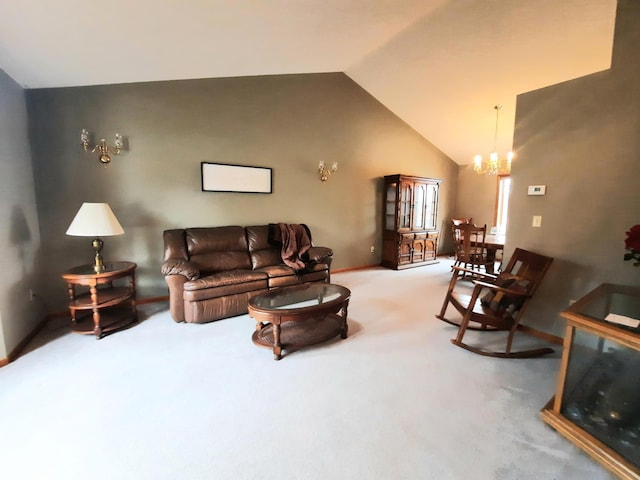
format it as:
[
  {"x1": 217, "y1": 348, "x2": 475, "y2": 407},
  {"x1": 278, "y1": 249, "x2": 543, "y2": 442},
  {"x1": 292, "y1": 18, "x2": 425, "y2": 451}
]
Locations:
[{"x1": 541, "y1": 283, "x2": 640, "y2": 480}]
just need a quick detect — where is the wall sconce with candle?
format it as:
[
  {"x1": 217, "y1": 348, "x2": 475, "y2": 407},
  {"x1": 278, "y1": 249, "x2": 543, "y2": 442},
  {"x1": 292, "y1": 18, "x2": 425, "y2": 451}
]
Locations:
[
  {"x1": 318, "y1": 161, "x2": 338, "y2": 182},
  {"x1": 81, "y1": 129, "x2": 125, "y2": 165}
]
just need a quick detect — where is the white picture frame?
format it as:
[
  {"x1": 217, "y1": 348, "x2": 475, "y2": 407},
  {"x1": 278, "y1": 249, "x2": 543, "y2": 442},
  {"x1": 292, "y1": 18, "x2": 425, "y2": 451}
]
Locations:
[{"x1": 201, "y1": 162, "x2": 273, "y2": 194}]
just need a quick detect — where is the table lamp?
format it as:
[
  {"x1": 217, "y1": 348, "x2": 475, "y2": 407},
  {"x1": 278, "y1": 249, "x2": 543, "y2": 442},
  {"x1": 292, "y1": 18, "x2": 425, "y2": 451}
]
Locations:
[{"x1": 66, "y1": 203, "x2": 124, "y2": 273}]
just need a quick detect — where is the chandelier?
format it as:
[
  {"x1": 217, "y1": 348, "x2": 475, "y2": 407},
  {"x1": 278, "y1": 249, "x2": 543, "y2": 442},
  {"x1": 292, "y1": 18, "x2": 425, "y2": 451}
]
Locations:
[{"x1": 473, "y1": 105, "x2": 513, "y2": 175}]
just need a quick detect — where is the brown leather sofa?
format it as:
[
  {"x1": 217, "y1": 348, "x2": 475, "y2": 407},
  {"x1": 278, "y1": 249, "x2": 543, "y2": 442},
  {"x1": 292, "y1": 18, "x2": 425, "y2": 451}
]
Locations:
[{"x1": 161, "y1": 225, "x2": 333, "y2": 323}]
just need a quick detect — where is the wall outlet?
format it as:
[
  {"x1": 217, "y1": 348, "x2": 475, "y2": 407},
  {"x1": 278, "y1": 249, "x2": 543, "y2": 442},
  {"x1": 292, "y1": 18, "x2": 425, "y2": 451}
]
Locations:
[
  {"x1": 370, "y1": 245, "x2": 375, "y2": 253},
  {"x1": 29, "y1": 289, "x2": 35, "y2": 301}
]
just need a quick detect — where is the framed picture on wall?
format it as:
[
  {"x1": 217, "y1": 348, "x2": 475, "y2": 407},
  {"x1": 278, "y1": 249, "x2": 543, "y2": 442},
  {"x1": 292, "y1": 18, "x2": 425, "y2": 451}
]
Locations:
[{"x1": 201, "y1": 162, "x2": 273, "y2": 194}]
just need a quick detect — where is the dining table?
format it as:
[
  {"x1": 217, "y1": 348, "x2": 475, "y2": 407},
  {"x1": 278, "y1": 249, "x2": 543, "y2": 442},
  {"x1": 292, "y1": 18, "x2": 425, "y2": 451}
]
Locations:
[{"x1": 483, "y1": 234, "x2": 505, "y2": 274}]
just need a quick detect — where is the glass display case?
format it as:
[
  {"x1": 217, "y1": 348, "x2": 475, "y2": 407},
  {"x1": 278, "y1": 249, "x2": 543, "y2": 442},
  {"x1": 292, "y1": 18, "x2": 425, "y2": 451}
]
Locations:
[{"x1": 541, "y1": 283, "x2": 640, "y2": 480}]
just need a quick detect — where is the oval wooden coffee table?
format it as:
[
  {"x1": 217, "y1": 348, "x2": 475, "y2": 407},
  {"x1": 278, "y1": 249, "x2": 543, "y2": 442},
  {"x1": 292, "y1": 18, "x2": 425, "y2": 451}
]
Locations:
[{"x1": 248, "y1": 283, "x2": 350, "y2": 360}]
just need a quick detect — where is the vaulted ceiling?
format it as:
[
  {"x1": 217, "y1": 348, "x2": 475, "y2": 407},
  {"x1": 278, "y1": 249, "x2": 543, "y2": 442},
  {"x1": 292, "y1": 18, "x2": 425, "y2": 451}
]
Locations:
[{"x1": 0, "y1": 0, "x2": 617, "y2": 165}]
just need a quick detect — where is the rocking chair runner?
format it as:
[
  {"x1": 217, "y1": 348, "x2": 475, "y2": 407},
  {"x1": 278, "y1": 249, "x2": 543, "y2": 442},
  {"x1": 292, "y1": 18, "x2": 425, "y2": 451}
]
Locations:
[{"x1": 436, "y1": 247, "x2": 554, "y2": 358}]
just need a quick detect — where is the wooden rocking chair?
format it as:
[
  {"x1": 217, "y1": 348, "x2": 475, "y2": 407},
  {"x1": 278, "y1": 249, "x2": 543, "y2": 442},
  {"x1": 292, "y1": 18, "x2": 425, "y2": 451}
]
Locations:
[{"x1": 436, "y1": 247, "x2": 554, "y2": 358}]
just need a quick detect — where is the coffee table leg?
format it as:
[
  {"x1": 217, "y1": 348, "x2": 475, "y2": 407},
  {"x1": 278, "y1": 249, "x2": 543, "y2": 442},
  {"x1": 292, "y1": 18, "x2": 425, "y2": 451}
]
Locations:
[
  {"x1": 273, "y1": 323, "x2": 282, "y2": 361},
  {"x1": 340, "y1": 303, "x2": 349, "y2": 339}
]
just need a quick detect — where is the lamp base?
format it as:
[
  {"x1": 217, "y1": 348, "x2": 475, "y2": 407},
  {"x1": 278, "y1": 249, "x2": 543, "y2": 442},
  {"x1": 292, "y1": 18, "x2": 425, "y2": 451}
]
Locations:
[{"x1": 92, "y1": 237, "x2": 105, "y2": 273}]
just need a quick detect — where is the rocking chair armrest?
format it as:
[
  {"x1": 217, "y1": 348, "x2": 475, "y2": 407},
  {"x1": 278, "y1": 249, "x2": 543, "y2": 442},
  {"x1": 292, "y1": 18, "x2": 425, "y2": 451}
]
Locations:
[{"x1": 472, "y1": 279, "x2": 531, "y2": 297}]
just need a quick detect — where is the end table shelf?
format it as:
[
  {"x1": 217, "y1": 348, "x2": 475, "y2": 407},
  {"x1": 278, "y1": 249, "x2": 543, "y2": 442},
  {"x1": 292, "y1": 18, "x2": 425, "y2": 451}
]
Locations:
[
  {"x1": 62, "y1": 261, "x2": 138, "y2": 339},
  {"x1": 69, "y1": 286, "x2": 134, "y2": 309}
]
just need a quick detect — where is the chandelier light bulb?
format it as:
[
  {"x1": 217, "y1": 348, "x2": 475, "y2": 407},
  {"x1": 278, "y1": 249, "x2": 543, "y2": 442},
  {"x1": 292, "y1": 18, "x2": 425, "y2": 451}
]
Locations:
[{"x1": 473, "y1": 105, "x2": 513, "y2": 176}]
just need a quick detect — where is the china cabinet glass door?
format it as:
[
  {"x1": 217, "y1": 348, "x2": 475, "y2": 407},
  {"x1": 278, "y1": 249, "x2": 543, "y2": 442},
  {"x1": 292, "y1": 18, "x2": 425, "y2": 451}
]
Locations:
[
  {"x1": 425, "y1": 183, "x2": 438, "y2": 230},
  {"x1": 399, "y1": 183, "x2": 412, "y2": 230},
  {"x1": 385, "y1": 182, "x2": 397, "y2": 231},
  {"x1": 413, "y1": 184, "x2": 426, "y2": 230}
]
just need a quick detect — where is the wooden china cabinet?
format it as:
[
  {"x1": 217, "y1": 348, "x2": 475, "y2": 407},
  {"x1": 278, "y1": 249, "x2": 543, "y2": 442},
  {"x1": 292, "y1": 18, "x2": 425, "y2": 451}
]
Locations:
[{"x1": 381, "y1": 174, "x2": 441, "y2": 270}]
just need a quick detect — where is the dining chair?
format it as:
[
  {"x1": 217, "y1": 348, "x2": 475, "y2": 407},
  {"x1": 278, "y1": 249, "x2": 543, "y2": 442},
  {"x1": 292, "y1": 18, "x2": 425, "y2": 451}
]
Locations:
[
  {"x1": 436, "y1": 247, "x2": 554, "y2": 358},
  {"x1": 451, "y1": 223, "x2": 490, "y2": 276},
  {"x1": 450, "y1": 217, "x2": 473, "y2": 266}
]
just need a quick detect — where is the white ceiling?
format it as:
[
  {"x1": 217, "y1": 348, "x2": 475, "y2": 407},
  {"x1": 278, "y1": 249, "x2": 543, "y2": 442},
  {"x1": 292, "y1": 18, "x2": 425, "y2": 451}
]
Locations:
[{"x1": 0, "y1": 0, "x2": 617, "y2": 165}]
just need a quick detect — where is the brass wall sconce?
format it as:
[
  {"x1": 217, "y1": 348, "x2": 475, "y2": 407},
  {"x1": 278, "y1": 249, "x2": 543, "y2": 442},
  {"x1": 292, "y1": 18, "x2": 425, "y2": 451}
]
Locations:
[
  {"x1": 81, "y1": 129, "x2": 124, "y2": 165},
  {"x1": 318, "y1": 161, "x2": 338, "y2": 182}
]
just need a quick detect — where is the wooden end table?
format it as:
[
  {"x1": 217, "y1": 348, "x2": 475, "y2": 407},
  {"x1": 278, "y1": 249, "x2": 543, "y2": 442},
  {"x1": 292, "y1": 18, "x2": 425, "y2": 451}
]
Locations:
[
  {"x1": 248, "y1": 283, "x2": 350, "y2": 360},
  {"x1": 62, "y1": 261, "x2": 138, "y2": 339}
]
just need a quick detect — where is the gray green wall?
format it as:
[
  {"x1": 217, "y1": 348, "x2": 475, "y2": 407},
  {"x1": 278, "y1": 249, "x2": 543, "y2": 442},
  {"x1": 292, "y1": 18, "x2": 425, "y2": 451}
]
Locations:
[
  {"x1": 503, "y1": 0, "x2": 640, "y2": 336},
  {"x1": 454, "y1": 165, "x2": 499, "y2": 233},
  {"x1": 0, "y1": 68, "x2": 42, "y2": 359},
  {"x1": 25, "y1": 72, "x2": 458, "y2": 314}
]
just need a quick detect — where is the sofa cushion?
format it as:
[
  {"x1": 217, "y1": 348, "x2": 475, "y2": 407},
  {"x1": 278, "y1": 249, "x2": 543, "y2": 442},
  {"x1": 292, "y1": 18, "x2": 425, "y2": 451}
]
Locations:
[
  {"x1": 183, "y1": 270, "x2": 268, "y2": 301},
  {"x1": 256, "y1": 263, "x2": 327, "y2": 279},
  {"x1": 246, "y1": 225, "x2": 282, "y2": 269},
  {"x1": 257, "y1": 264, "x2": 298, "y2": 279},
  {"x1": 185, "y1": 226, "x2": 252, "y2": 272},
  {"x1": 183, "y1": 269, "x2": 266, "y2": 291},
  {"x1": 267, "y1": 269, "x2": 329, "y2": 288},
  {"x1": 257, "y1": 263, "x2": 329, "y2": 288}
]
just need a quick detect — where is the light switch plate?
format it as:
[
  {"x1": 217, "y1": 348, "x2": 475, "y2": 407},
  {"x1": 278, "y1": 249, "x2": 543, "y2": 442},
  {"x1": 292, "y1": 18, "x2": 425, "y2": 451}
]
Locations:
[
  {"x1": 528, "y1": 185, "x2": 546, "y2": 195},
  {"x1": 532, "y1": 216, "x2": 542, "y2": 227}
]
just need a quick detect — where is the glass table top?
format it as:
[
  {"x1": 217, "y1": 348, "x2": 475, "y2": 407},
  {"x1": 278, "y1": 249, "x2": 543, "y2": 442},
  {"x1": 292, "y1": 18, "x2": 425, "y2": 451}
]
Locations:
[
  {"x1": 64, "y1": 261, "x2": 135, "y2": 276},
  {"x1": 562, "y1": 284, "x2": 640, "y2": 332},
  {"x1": 249, "y1": 283, "x2": 350, "y2": 312}
]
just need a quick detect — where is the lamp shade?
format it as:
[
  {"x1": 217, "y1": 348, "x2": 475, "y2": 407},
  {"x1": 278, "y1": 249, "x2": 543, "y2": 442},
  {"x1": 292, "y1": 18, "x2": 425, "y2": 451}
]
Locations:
[{"x1": 66, "y1": 203, "x2": 124, "y2": 237}]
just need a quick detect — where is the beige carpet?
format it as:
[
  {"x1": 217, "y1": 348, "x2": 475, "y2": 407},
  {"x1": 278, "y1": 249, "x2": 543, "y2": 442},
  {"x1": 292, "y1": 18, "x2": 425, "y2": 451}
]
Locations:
[{"x1": 0, "y1": 259, "x2": 614, "y2": 479}]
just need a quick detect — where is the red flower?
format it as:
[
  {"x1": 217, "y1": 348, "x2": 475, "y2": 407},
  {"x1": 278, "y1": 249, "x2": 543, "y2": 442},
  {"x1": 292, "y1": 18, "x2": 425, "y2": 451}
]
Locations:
[
  {"x1": 625, "y1": 225, "x2": 640, "y2": 251},
  {"x1": 624, "y1": 225, "x2": 640, "y2": 266}
]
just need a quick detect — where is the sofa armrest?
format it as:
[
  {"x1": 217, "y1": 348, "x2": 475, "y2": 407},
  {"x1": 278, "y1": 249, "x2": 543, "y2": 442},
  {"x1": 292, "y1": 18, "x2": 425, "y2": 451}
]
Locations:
[
  {"x1": 161, "y1": 259, "x2": 200, "y2": 281},
  {"x1": 307, "y1": 246, "x2": 333, "y2": 264}
]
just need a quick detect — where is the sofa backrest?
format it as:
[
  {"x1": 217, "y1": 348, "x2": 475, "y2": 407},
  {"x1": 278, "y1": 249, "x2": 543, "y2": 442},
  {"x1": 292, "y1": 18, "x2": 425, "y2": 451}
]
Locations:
[
  {"x1": 163, "y1": 229, "x2": 188, "y2": 262},
  {"x1": 246, "y1": 225, "x2": 282, "y2": 269},
  {"x1": 185, "y1": 226, "x2": 252, "y2": 272}
]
